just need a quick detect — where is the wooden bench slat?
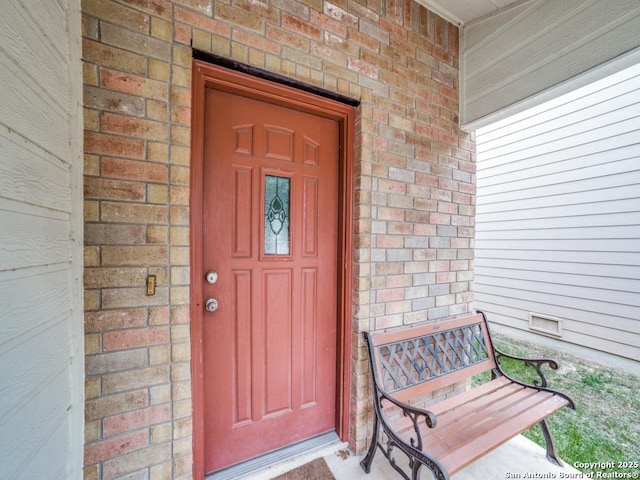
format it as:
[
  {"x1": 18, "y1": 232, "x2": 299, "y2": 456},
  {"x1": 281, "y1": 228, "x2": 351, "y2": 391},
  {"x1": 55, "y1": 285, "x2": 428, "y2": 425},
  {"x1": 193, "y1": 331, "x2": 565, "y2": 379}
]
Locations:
[
  {"x1": 385, "y1": 378, "x2": 521, "y2": 435},
  {"x1": 439, "y1": 394, "x2": 570, "y2": 474},
  {"x1": 425, "y1": 388, "x2": 557, "y2": 454},
  {"x1": 426, "y1": 387, "x2": 536, "y2": 443},
  {"x1": 428, "y1": 377, "x2": 519, "y2": 416}
]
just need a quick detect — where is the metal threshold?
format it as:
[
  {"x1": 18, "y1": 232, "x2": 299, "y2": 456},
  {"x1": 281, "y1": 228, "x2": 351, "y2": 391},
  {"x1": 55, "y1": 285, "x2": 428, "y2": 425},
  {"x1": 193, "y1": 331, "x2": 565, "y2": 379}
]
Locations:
[{"x1": 206, "y1": 431, "x2": 340, "y2": 480}]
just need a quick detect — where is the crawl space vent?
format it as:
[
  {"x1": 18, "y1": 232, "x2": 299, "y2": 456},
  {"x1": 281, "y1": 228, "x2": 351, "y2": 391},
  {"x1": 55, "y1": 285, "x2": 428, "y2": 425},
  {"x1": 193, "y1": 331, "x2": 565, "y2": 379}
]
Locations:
[{"x1": 528, "y1": 313, "x2": 563, "y2": 337}]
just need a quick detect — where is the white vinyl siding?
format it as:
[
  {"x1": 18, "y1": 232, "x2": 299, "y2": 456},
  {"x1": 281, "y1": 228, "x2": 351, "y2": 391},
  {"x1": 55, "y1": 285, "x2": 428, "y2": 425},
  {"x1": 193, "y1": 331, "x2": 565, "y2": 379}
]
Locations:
[
  {"x1": 462, "y1": 0, "x2": 640, "y2": 129},
  {"x1": 474, "y1": 63, "x2": 640, "y2": 365},
  {"x1": 0, "y1": 1, "x2": 84, "y2": 478}
]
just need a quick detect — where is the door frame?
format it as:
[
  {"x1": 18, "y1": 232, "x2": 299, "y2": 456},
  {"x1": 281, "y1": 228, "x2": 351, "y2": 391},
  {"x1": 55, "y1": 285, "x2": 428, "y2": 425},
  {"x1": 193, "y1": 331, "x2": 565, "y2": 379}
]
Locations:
[{"x1": 190, "y1": 59, "x2": 355, "y2": 479}]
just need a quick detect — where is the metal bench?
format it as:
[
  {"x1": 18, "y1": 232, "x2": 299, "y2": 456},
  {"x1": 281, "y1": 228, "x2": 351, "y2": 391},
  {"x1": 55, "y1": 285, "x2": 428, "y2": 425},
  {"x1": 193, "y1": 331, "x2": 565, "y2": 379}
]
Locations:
[{"x1": 361, "y1": 311, "x2": 575, "y2": 480}]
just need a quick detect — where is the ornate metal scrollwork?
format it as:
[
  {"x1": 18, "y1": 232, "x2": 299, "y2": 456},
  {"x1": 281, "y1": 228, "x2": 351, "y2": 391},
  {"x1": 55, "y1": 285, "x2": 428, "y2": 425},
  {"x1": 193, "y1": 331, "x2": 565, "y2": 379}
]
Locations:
[{"x1": 495, "y1": 348, "x2": 558, "y2": 388}]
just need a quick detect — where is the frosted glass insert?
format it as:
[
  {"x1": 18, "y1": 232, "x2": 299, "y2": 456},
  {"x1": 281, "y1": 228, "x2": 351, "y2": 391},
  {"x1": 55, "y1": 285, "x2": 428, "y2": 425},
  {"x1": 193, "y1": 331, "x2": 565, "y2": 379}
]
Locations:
[{"x1": 264, "y1": 175, "x2": 290, "y2": 255}]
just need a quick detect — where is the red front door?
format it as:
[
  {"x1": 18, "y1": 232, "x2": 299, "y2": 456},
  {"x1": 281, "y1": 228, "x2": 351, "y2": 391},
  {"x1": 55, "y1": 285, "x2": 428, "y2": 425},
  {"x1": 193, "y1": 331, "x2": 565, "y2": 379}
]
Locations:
[{"x1": 201, "y1": 88, "x2": 339, "y2": 473}]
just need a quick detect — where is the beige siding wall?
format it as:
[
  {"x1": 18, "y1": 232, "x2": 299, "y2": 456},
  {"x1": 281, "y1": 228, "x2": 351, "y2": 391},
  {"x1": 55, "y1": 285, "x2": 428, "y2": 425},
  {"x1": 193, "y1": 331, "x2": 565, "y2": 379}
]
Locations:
[
  {"x1": 475, "y1": 63, "x2": 640, "y2": 368},
  {"x1": 462, "y1": 0, "x2": 640, "y2": 129},
  {"x1": 0, "y1": 0, "x2": 84, "y2": 478},
  {"x1": 81, "y1": 1, "x2": 475, "y2": 478}
]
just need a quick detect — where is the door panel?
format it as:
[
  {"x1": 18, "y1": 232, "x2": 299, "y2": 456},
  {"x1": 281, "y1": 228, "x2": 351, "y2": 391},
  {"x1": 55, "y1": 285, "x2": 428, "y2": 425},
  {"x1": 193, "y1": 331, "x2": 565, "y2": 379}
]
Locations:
[{"x1": 201, "y1": 89, "x2": 339, "y2": 474}]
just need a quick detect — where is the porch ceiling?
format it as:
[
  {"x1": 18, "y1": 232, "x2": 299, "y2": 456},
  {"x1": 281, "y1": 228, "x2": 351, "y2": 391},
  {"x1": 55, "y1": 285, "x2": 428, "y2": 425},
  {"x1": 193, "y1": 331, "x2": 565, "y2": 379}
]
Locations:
[{"x1": 415, "y1": 0, "x2": 523, "y2": 25}]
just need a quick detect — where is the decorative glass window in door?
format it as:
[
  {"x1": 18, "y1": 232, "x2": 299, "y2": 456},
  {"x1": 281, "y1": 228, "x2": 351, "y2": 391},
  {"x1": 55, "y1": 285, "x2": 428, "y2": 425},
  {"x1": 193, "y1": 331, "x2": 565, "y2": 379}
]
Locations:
[{"x1": 264, "y1": 175, "x2": 290, "y2": 255}]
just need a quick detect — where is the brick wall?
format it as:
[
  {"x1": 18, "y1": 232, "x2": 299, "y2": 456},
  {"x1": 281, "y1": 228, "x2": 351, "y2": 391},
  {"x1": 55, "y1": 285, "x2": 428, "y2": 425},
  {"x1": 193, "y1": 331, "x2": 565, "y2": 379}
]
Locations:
[{"x1": 81, "y1": 0, "x2": 475, "y2": 478}]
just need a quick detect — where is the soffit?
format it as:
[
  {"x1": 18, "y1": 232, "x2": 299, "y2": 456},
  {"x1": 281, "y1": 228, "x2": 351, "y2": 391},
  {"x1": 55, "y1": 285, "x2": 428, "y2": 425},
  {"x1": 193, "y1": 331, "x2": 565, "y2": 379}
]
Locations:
[{"x1": 415, "y1": 0, "x2": 524, "y2": 25}]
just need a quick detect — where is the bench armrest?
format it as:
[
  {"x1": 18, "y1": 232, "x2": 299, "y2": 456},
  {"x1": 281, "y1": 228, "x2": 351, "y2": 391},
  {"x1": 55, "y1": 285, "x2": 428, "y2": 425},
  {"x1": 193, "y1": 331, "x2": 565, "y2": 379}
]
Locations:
[
  {"x1": 494, "y1": 347, "x2": 558, "y2": 388},
  {"x1": 377, "y1": 388, "x2": 437, "y2": 451}
]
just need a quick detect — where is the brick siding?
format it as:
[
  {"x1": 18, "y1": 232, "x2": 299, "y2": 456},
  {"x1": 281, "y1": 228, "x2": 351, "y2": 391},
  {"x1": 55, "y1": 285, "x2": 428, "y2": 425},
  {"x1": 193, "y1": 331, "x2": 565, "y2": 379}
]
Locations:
[{"x1": 81, "y1": 0, "x2": 475, "y2": 478}]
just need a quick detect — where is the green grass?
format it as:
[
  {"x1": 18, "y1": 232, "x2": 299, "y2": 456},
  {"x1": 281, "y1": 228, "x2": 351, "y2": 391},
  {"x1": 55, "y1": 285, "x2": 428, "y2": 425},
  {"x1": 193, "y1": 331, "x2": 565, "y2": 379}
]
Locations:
[{"x1": 473, "y1": 334, "x2": 640, "y2": 475}]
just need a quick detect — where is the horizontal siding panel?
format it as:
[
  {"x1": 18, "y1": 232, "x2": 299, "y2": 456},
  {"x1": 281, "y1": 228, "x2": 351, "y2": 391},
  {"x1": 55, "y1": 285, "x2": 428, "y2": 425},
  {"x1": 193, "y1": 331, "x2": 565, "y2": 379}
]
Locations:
[
  {"x1": 478, "y1": 128, "x2": 640, "y2": 180},
  {"x1": 478, "y1": 306, "x2": 640, "y2": 361},
  {"x1": 477, "y1": 184, "x2": 640, "y2": 213},
  {"x1": 476, "y1": 293, "x2": 638, "y2": 338},
  {"x1": 476, "y1": 238, "x2": 640, "y2": 252},
  {"x1": 477, "y1": 198, "x2": 640, "y2": 223},
  {"x1": 475, "y1": 248, "x2": 639, "y2": 267},
  {"x1": 0, "y1": 209, "x2": 70, "y2": 271},
  {"x1": 475, "y1": 257, "x2": 640, "y2": 281},
  {"x1": 478, "y1": 92, "x2": 640, "y2": 160},
  {"x1": 473, "y1": 285, "x2": 640, "y2": 337},
  {"x1": 0, "y1": 52, "x2": 69, "y2": 161},
  {"x1": 477, "y1": 225, "x2": 640, "y2": 241},
  {"x1": 476, "y1": 274, "x2": 639, "y2": 311},
  {"x1": 0, "y1": 368, "x2": 70, "y2": 479},
  {"x1": 477, "y1": 211, "x2": 640, "y2": 232},
  {"x1": 477, "y1": 117, "x2": 640, "y2": 173},
  {"x1": 0, "y1": 317, "x2": 71, "y2": 423},
  {"x1": 477, "y1": 173, "x2": 640, "y2": 206},
  {"x1": 19, "y1": 419, "x2": 68, "y2": 480},
  {"x1": 0, "y1": 1, "x2": 68, "y2": 112},
  {"x1": 0, "y1": 267, "x2": 71, "y2": 351},
  {"x1": 478, "y1": 144, "x2": 640, "y2": 188},
  {"x1": 0, "y1": 129, "x2": 71, "y2": 212},
  {"x1": 475, "y1": 265, "x2": 640, "y2": 295}
]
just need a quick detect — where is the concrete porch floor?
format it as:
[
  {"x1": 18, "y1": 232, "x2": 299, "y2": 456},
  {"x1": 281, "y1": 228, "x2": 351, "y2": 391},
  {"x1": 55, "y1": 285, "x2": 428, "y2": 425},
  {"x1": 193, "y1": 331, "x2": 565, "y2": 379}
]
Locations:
[{"x1": 242, "y1": 434, "x2": 580, "y2": 480}]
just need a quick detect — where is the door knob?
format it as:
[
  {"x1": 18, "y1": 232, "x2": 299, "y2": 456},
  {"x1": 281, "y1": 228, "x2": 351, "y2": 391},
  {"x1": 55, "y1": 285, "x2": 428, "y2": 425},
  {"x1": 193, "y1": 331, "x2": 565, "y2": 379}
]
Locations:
[{"x1": 205, "y1": 298, "x2": 219, "y2": 312}]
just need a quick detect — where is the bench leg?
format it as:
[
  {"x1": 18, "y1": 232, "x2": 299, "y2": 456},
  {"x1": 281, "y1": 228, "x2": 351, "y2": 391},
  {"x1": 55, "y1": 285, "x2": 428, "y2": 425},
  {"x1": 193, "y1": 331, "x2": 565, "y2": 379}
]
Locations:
[
  {"x1": 539, "y1": 419, "x2": 563, "y2": 466},
  {"x1": 360, "y1": 414, "x2": 379, "y2": 473}
]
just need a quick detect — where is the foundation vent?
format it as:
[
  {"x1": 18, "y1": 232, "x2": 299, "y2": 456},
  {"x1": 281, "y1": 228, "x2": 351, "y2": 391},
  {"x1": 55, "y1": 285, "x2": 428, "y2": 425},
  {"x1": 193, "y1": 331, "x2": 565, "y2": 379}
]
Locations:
[{"x1": 528, "y1": 313, "x2": 563, "y2": 337}]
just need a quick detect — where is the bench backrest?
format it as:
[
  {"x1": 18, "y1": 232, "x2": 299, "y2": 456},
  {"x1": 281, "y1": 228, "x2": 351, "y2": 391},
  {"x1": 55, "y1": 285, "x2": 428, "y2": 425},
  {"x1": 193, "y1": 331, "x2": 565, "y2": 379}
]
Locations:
[{"x1": 365, "y1": 313, "x2": 497, "y2": 403}]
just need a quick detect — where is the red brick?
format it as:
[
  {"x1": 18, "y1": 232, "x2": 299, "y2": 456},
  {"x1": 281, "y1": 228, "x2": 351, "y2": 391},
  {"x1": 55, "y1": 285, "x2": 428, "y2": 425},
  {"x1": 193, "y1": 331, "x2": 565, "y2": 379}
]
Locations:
[
  {"x1": 101, "y1": 113, "x2": 168, "y2": 142},
  {"x1": 84, "y1": 177, "x2": 146, "y2": 201},
  {"x1": 85, "y1": 391, "x2": 148, "y2": 421},
  {"x1": 232, "y1": 29, "x2": 280, "y2": 54},
  {"x1": 310, "y1": 10, "x2": 347, "y2": 37},
  {"x1": 100, "y1": 68, "x2": 168, "y2": 101},
  {"x1": 376, "y1": 235, "x2": 404, "y2": 248},
  {"x1": 102, "y1": 444, "x2": 171, "y2": 479},
  {"x1": 103, "y1": 366, "x2": 170, "y2": 394},
  {"x1": 376, "y1": 288, "x2": 404, "y2": 303},
  {"x1": 84, "y1": 431, "x2": 148, "y2": 465},
  {"x1": 123, "y1": 0, "x2": 172, "y2": 18},
  {"x1": 174, "y1": 22, "x2": 191, "y2": 44},
  {"x1": 103, "y1": 404, "x2": 172, "y2": 437},
  {"x1": 174, "y1": 7, "x2": 230, "y2": 35},
  {"x1": 323, "y1": 3, "x2": 358, "y2": 27},
  {"x1": 84, "y1": 132, "x2": 145, "y2": 159},
  {"x1": 85, "y1": 309, "x2": 147, "y2": 333},
  {"x1": 101, "y1": 203, "x2": 168, "y2": 224},
  {"x1": 101, "y1": 157, "x2": 168, "y2": 183},
  {"x1": 346, "y1": 28, "x2": 379, "y2": 52},
  {"x1": 103, "y1": 326, "x2": 170, "y2": 351},
  {"x1": 234, "y1": 0, "x2": 279, "y2": 23},
  {"x1": 430, "y1": 212, "x2": 450, "y2": 225},
  {"x1": 282, "y1": 12, "x2": 322, "y2": 39},
  {"x1": 266, "y1": 24, "x2": 310, "y2": 51}
]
